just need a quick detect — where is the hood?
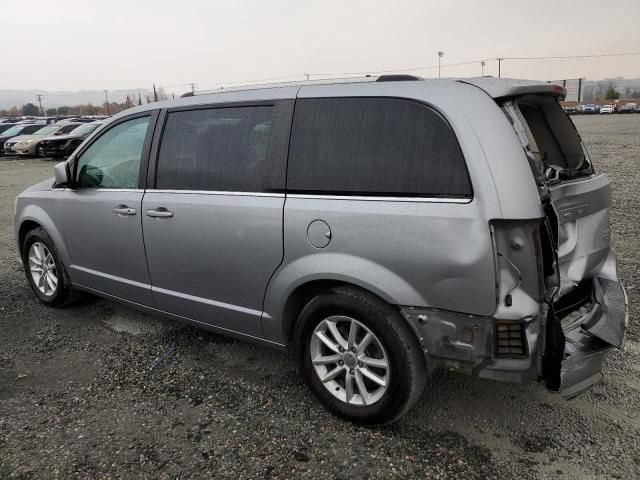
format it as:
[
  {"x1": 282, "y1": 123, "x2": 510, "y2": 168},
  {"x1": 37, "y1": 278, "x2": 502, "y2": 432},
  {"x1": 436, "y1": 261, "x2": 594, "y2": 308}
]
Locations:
[
  {"x1": 20, "y1": 177, "x2": 56, "y2": 195},
  {"x1": 8, "y1": 134, "x2": 41, "y2": 144}
]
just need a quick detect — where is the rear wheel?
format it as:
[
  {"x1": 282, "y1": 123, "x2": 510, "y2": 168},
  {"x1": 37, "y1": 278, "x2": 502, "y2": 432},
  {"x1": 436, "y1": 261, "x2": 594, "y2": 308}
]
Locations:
[
  {"x1": 22, "y1": 228, "x2": 72, "y2": 306},
  {"x1": 294, "y1": 287, "x2": 427, "y2": 424}
]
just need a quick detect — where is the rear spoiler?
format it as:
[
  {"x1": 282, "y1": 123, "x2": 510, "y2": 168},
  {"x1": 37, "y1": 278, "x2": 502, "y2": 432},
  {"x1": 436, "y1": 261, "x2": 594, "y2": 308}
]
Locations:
[{"x1": 458, "y1": 77, "x2": 567, "y2": 100}]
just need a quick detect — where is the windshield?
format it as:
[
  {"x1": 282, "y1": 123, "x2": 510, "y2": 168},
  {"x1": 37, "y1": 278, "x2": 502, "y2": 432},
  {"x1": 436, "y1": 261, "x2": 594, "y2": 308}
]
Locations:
[
  {"x1": 1, "y1": 126, "x2": 24, "y2": 137},
  {"x1": 72, "y1": 123, "x2": 100, "y2": 135},
  {"x1": 34, "y1": 126, "x2": 60, "y2": 136}
]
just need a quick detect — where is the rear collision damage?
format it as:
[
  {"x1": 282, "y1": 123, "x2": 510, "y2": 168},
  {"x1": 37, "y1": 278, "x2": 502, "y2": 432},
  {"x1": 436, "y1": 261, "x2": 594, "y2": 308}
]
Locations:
[{"x1": 402, "y1": 87, "x2": 628, "y2": 397}]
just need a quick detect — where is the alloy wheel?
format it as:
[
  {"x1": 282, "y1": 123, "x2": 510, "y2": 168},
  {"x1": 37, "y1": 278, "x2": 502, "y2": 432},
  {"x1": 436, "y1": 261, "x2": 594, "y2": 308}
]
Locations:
[
  {"x1": 309, "y1": 315, "x2": 390, "y2": 406},
  {"x1": 28, "y1": 242, "x2": 58, "y2": 296}
]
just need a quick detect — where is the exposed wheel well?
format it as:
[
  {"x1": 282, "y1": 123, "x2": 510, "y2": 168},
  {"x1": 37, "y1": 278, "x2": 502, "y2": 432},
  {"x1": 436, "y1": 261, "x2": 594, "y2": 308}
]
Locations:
[
  {"x1": 18, "y1": 220, "x2": 41, "y2": 256},
  {"x1": 282, "y1": 280, "x2": 395, "y2": 346}
]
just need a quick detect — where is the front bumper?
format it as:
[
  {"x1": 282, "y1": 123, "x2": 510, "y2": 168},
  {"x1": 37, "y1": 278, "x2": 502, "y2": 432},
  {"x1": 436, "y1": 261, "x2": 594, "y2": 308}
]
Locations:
[{"x1": 14, "y1": 144, "x2": 37, "y2": 156}]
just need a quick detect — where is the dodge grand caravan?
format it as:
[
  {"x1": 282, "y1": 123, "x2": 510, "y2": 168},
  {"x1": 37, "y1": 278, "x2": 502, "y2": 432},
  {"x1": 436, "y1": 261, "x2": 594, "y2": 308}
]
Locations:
[{"x1": 15, "y1": 76, "x2": 628, "y2": 424}]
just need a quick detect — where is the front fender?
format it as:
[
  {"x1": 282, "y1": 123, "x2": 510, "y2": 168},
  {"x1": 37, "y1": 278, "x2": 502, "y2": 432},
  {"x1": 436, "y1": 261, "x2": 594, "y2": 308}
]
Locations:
[
  {"x1": 261, "y1": 252, "x2": 427, "y2": 343},
  {"x1": 16, "y1": 203, "x2": 71, "y2": 272}
]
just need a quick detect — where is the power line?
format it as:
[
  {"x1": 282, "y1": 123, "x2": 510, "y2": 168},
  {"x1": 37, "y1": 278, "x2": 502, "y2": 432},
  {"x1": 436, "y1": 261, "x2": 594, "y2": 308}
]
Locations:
[
  {"x1": 195, "y1": 73, "x2": 303, "y2": 90},
  {"x1": 503, "y1": 51, "x2": 640, "y2": 61},
  {"x1": 16, "y1": 50, "x2": 640, "y2": 100},
  {"x1": 309, "y1": 51, "x2": 640, "y2": 79}
]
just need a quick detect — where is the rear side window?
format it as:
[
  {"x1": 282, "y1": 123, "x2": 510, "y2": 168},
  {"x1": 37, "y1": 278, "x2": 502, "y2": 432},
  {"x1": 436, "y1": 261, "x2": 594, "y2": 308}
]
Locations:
[
  {"x1": 287, "y1": 97, "x2": 471, "y2": 197},
  {"x1": 156, "y1": 104, "x2": 288, "y2": 192}
]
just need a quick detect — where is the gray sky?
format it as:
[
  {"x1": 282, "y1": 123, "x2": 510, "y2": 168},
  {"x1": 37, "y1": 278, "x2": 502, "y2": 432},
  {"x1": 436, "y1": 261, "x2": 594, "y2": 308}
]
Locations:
[{"x1": 4, "y1": 0, "x2": 640, "y2": 93}]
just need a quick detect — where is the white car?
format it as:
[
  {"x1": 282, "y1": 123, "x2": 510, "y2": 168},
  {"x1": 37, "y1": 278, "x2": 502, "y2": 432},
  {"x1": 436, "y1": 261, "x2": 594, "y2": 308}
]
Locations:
[
  {"x1": 9, "y1": 124, "x2": 82, "y2": 156},
  {"x1": 600, "y1": 105, "x2": 615, "y2": 114}
]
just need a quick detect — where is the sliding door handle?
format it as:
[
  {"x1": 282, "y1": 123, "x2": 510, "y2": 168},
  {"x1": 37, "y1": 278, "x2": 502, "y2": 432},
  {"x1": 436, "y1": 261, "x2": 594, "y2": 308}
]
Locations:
[
  {"x1": 113, "y1": 206, "x2": 137, "y2": 216},
  {"x1": 146, "y1": 208, "x2": 174, "y2": 218}
]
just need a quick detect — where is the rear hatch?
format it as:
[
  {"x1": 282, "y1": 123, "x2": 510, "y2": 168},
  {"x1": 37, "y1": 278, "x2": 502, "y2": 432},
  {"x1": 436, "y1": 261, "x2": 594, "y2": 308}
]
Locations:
[{"x1": 501, "y1": 92, "x2": 628, "y2": 396}]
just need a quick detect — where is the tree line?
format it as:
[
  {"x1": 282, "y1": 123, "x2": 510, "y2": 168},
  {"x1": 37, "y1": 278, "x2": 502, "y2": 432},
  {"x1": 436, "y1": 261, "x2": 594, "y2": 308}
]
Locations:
[{"x1": 0, "y1": 87, "x2": 171, "y2": 118}]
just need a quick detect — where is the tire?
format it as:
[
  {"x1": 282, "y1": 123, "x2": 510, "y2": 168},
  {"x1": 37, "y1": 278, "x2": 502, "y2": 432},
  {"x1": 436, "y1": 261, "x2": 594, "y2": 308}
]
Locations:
[
  {"x1": 22, "y1": 227, "x2": 72, "y2": 307},
  {"x1": 294, "y1": 286, "x2": 427, "y2": 424}
]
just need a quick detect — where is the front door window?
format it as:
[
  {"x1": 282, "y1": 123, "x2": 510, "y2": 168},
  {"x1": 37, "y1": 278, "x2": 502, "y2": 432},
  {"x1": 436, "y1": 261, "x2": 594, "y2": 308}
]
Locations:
[{"x1": 76, "y1": 116, "x2": 150, "y2": 189}]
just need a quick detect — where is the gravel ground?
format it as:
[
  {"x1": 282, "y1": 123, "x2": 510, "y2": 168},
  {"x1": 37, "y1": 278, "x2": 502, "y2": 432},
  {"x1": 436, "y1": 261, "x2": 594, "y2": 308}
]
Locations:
[{"x1": 1, "y1": 115, "x2": 639, "y2": 479}]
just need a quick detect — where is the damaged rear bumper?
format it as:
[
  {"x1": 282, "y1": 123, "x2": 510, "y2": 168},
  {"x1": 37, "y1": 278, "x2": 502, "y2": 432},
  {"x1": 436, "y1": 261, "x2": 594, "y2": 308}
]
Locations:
[
  {"x1": 399, "y1": 278, "x2": 627, "y2": 398},
  {"x1": 557, "y1": 277, "x2": 628, "y2": 398}
]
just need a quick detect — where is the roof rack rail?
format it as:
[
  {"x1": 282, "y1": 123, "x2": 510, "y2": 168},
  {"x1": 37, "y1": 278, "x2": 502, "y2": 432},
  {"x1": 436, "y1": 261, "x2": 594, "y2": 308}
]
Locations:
[{"x1": 376, "y1": 74, "x2": 423, "y2": 82}]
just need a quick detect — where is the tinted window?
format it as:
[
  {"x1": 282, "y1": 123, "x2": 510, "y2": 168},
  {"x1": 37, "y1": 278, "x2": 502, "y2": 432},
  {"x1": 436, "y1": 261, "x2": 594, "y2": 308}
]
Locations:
[
  {"x1": 288, "y1": 98, "x2": 472, "y2": 197},
  {"x1": 23, "y1": 125, "x2": 46, "y2": 135},
  {"x1": 156, "y1": 105, "x2": 285, "y2": 192},
  {"x1": 76, "y1": 116, "x2": 150, "y2": 189}
]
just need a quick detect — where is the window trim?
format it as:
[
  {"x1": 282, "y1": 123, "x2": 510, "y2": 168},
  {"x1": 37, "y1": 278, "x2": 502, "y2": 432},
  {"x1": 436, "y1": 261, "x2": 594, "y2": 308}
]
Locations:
[
  {"x1": 286, "y1": 96, "x2": 474, "y2": 200},
  {"x1": 148, "y1": 100, "x2": 293, "y2": 192},
  {"x1": 286, "y1": 193, "x2": 471, "y2": 203},
  {"x1": 71, "y1": 110, "x2": 159, "y2": 190}
]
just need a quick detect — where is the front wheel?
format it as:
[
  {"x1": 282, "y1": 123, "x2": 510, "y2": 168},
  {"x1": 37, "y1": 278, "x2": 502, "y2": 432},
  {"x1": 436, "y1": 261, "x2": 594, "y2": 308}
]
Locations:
[
  {"x1": 294, "y1": 287, "x2": 427, "y2": 424},
  {"x1": 22, "y1": 228, "x2": 72, "y2": 306}
]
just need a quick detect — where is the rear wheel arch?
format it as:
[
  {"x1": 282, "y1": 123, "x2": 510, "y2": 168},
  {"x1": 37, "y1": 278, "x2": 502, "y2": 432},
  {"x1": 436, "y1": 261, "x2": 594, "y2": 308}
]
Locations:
[{"x1": 282, "y1": 280, "x2": 408, "y2": 347}]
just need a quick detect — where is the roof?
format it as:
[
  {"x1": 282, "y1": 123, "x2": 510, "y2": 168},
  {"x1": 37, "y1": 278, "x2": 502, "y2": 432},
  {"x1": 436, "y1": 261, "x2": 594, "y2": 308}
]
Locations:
[{"x1": 112, "y1": 76, "x2": 566, "y2": 119}]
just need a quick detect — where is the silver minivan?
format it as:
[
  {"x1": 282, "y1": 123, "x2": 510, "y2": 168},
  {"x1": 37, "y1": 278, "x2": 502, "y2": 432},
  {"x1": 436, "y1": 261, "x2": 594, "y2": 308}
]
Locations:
[{"x1": 15, "y1": 76, "x2": 628, "y2": 424}]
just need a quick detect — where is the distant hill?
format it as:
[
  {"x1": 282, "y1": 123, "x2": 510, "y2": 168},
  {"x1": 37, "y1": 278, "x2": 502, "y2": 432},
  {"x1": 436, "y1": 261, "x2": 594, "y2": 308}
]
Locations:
[{"x1": 0, "y1": 88, "x2": 153, "y2": 110}]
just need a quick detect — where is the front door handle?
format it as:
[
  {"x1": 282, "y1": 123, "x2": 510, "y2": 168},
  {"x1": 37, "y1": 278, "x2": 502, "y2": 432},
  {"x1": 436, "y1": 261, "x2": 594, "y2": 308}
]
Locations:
[
  {"x1": 113, "y1": 205, "x2": 137, "y2": 216},
  {"x1": 146, "y1": 208, "x2": 174, "y2": 218}
]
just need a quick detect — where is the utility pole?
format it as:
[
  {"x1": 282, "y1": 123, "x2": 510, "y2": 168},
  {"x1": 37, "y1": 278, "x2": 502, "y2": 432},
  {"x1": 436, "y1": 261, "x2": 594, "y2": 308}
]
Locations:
[
  {"x1": 304, "y1": 73, "x2": 310, "y2": 81},
  {"x1": 103, "y1": 90, "x2": 110, "y2": 115},
  {"x1": 36, "y1": 94, "x2": 44, "y2": 116},
  {"x1": 437, "y1": 51, "x2": 444, "y2": 78},
  {"x1": 578, "y1": 78, "x2": 582, "y2": 102},
  {"x1": 189, "y1": 83, "x2": 197, "y2": 94},
  {"x1": 481, "y1": 61, "x2": 486, "y2": 77},
  {"x1": 497, "y1": 58, "x2": 503, "y2": 78},
  {"x1": 153, "y1": 84, "x2": 158, "y2": 102}
]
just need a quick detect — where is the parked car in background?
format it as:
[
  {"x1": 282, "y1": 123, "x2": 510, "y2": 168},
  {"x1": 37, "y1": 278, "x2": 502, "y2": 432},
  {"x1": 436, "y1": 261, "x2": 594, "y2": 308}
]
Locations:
[
  {"x1": 563, "y1": 106, "x2": 578, "y2": 115},
  {"x1": 582, "y1": 104, "x2": 599, "y2": 114},
  {"x1": 0, "y1": 124, "x2": 46, "y2": 155},
  {"x1": 600, "y1": 105, "x2": 615, "y2": 114},
  {"x1": 15, "y1": 77, "x2": 627, "y2": 424},
  {"x1": 5, "y1": 123, "x2": 82, "y2": 156},
  {"x1": 619, "y1": 103, "x2": 637, "y2": 114},
  {"x1": 38, "y1": 121, "x2": 104, "y2": 158}
]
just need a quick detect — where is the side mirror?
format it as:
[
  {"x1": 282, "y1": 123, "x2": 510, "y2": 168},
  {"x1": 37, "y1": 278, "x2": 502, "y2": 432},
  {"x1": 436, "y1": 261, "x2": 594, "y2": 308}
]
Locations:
[{"x1": 53, "y1": 161, "x2": 71, "y2": 187}]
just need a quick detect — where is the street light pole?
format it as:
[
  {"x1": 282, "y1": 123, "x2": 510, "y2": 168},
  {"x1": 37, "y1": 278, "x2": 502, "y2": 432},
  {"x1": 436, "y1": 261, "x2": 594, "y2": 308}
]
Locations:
[
  {"x1": 36, "y1": 94, "x2": 44, "y2": 116},
  {"x1": 437, "y1": 51, "x2": 444, "y2": 78},
  {"x1": 104, "y1": 90, "x2": 110, "y2": 115},
  {"x1": 497, "y1": 58, "x2": 503, "y2": 78}
]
